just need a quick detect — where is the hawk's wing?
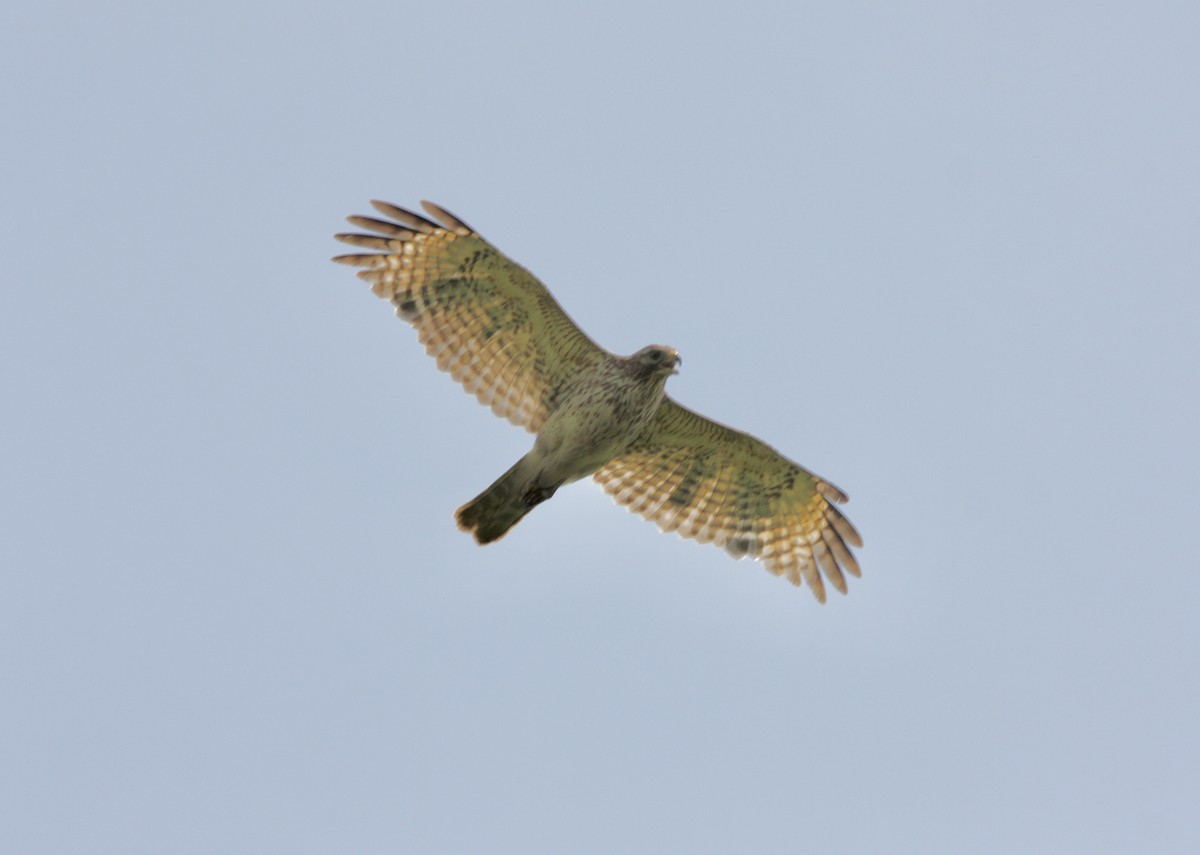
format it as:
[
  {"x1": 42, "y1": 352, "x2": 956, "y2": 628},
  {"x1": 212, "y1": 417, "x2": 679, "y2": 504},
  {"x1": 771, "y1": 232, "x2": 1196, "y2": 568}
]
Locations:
[
  {"x1": 593, "y1": 398, "x2": 863, "y2": 602},
  {"x1": 333, "y1": 201, "x2": 609, "y2": 433}
]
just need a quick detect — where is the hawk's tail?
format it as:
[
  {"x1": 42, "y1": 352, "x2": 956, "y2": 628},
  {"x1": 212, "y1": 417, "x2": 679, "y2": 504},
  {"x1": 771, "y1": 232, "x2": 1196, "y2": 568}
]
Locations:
[{"x1": 455, "y1": 461, "x2": 555, "y2": 544}]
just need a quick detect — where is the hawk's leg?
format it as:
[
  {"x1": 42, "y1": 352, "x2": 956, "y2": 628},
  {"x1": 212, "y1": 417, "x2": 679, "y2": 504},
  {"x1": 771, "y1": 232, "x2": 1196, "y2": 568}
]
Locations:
[{"x1": 521, "y1": 485, "x2": 558, "y2": 507}]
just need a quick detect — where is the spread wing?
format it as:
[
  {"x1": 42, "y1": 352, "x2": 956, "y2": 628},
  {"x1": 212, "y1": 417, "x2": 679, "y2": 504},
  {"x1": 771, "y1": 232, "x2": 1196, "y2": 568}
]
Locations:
[
  {"x1": 593, "y1": 399, "x2": 863, "y2": 602},
  {"x1": 333, "y1": 201, "x2": 609, "y2": 432}
]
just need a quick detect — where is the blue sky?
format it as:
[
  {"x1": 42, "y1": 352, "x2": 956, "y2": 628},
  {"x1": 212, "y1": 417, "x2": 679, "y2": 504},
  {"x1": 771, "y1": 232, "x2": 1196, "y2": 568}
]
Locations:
[{"x1": 3, "y1": 2, "x2": 1198, "y2": 853}]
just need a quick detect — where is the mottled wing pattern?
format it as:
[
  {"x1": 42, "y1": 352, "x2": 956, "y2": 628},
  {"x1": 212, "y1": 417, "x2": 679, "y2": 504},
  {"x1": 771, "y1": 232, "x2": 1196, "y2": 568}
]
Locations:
[
  {"x1": 594, "y1": 399, "x2": 862, "y2": 601},
  {"x1": 333, "y1": 201, "x2": 609, "y2": 432}
]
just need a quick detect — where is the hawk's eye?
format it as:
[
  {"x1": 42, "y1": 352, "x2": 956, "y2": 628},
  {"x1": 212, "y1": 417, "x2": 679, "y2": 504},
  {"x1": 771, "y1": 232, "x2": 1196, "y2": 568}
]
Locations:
[{"x1": 648, "y1": 350, "x2": 662, "y2": 362}]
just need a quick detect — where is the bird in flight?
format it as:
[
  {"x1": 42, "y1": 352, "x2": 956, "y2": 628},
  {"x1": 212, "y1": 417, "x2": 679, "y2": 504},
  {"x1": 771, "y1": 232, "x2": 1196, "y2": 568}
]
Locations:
[{"x1": 333, "y1": 201, "x2": 862, "y2": 601}]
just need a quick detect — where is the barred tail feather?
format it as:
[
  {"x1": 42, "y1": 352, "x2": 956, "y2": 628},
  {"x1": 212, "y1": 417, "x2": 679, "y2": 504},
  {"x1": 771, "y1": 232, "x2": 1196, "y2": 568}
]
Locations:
[{"x1": 455, "y1": 462, "x2": 537, "y2": 544}]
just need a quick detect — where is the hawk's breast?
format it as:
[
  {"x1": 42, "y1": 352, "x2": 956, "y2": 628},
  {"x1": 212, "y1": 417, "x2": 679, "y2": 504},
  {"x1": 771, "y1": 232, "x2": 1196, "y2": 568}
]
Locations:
[{"x1": 533, "y1": 361, "x2": 668, "y2": 483}]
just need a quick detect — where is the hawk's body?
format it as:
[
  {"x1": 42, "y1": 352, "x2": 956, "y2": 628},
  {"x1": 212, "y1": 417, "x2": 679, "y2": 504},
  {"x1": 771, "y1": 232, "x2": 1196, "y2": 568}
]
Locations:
[
  {"x1": 334, "y1": 200, "x2": 863, "y2": 601},
  {"x1": 458, "y1": 348, "x2": 677, "y2": 543}
]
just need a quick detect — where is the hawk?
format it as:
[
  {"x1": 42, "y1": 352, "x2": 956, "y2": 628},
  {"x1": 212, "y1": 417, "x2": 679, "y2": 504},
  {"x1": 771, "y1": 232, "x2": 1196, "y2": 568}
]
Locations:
[{"x1": 333, "y1": 200, "x2": 863, "y2": 601}]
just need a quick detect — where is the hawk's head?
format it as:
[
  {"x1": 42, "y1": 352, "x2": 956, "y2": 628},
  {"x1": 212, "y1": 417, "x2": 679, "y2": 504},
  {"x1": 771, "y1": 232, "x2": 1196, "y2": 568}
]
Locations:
[{"x1": 631, "y1": 345, "x2": 681, "y2": 378}]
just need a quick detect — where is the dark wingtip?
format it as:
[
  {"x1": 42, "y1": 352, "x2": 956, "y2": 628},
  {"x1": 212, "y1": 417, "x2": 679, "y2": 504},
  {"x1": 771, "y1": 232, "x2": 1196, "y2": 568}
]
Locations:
[{"x1": 420, "y1": 200, "x2": 474, "y2": 236}]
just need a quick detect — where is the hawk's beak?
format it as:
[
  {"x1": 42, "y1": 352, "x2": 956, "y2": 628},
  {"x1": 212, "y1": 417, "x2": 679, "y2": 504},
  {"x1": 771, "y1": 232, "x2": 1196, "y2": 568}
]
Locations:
[{"x1": 670, "y1": 353, "x2": 682, "y2": 374}]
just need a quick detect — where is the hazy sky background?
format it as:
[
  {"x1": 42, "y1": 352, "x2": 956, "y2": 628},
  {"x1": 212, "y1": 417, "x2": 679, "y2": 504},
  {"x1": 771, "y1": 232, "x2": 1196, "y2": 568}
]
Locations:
[{"x1": 3, "y1": 2, "x2": 1198, "y2": 853}]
